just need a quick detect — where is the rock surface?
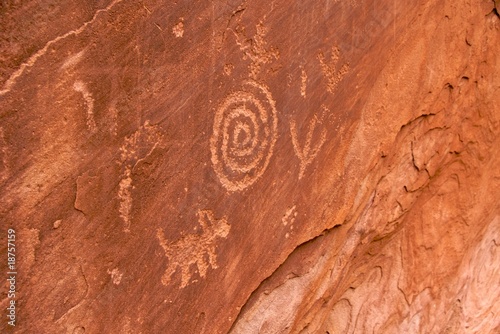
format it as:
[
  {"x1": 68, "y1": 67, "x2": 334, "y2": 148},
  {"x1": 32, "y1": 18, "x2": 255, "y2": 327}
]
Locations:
[{"x1": 0, "y1": 0, "x2": 499, "y2": 333}]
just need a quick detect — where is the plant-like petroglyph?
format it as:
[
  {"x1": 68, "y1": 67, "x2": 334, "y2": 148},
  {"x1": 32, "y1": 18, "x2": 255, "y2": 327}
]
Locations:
[
  {"x1": 118, "y1": 121, "x2": 162, "y2": 232},
  {"x1": 156, "y1": 210, "x2": 231, "y2": 288},
  {"x1": 73, "y1": 80, "x2": 97, "y2": 133},
  {"x1": 290, "y1": 113, "x2": 327, "y2": 179},
  {"x1": 211, "y1": 80, "x2": 278, "y2": 191},
  {"x1": 318, "y1": 46, "x2": 350, "y2": 94},
  {"x1": 233, "y1": 22, "x2": 280, "y2": 80}
]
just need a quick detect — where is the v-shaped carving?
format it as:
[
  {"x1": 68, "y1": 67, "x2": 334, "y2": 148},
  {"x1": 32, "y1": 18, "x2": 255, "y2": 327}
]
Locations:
[
  {"x1": 290, "y1": 115, "x2": 327, "y2": 179},
  {"x1": 318, "y1": 46, "x2": 350, "y2": 94}
]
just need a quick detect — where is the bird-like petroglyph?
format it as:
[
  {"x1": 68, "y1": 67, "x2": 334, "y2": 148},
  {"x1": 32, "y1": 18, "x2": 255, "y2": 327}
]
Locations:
[
  {"x1": 290, "y1": 114, "x2": 327, "y2": 179},
  {"x1": 318, "y1": 46, "x2": 350, "y2": 94},
  {"x1": 156, "y1": 210, "x2": 231, "y2": 288},
  {"x1": 211, "y1": 80, "x2": 278, "y2": 192}
]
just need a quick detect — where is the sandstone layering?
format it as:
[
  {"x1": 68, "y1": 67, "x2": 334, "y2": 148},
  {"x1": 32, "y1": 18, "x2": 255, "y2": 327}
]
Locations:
[{"x1": 0, "y1": 0, "x2": 499, "y2": 333}]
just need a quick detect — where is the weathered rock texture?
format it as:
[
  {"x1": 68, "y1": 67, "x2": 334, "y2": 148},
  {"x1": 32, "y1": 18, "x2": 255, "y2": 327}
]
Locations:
[{"x1": 0, "y1": 0, "x2": 499, "y2": 333}]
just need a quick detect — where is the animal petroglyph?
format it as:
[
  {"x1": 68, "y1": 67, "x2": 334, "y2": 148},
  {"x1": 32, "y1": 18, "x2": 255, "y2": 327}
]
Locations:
[
  {"x1": 73, "y1": 80, "x2": 97, "y2": 133},
  {"x1": 290, "y1": 114, "x2": 327, "y2": 179},
  {"x1": 211, "y1": 80, "x2": 278, "y2": 191},
  {"x1": 318, "y1": 46, "x2": 350, "y2": 94},
  {"x1": 118, "y1": 121, "x2": 162, "y2": 232},
  {"x1": 156, "y1": 210, "x2": 230, "y2": 288}
]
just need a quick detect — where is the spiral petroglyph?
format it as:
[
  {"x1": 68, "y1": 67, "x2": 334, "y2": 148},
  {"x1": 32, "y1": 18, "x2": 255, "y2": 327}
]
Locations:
[{"x1": 211, "y1": 80, "x2": 278, "y2": 192}]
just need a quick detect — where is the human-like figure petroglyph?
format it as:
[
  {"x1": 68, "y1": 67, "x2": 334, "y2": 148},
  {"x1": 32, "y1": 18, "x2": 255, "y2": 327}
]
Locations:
[
  {"x1": 212, "y1": 20, "x2": 280, "y2": 192},
  {"x1": 211, "y1": 80, "x2": 278, "y2": 191},
  {"x1": 318, "y1": 46, "x2": 350, "y2": 94},
  {"x1": 156, "y1": 210, "x2": 231, "y2": 288},
  {"x1": 118, "y1": 121, "x2": 162, "y2": 232},
  {"x1": 290, "y1": 114, "x2": 327, "y2": 179},
  {"x1": 233, "y1": 22, "x2": 280, "y2": 80},
  {"x1": 73, "y1": 80, "x2": 97, "y2": 133}
]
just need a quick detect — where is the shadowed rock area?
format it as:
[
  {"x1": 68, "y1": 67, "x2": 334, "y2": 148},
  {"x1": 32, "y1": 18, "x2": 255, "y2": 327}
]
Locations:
[{"x1": 0, "y1": 0, "x2": 499, "y2": 333}]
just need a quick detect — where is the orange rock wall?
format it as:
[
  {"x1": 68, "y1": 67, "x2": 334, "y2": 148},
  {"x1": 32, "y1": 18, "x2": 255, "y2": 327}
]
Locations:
[{"x1": 0, "y1": 0, "x2": 499, "y2": 333}]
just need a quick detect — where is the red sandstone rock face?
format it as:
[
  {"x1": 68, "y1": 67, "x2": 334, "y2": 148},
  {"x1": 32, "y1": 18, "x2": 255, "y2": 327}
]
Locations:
[{"x1": 0, "y1": 0, "x2": 499, "y2": 333}]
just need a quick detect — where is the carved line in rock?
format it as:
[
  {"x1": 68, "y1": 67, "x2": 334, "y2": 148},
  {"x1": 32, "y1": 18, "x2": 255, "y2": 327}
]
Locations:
[
  {"x1": 118, "y1": 167, "x2": 133, "y2": 232},
  {"x1": 0, "y1": 127, "x2": 9, "y2": 183},
  {"x1": 290, "y1": 114, "x2": 327, "y2": 180},
  {"x1": 211, "y1": 80, "x2": 278, "y2": 192},
  {"x1": 118, "y1": 121, "x2": 161, "y2": 232},
  {"x1": 73, "y1": 80, "x2": 97, "y2": 133},
  {"x1": 61, "y1": 49, "x2": 86, "y2": 71},
  {"x1": 300, "y1": 67, "x2": 307, "y2": 98},
  {"x1": 0, "y1": 0, "x2": 124, "y2": 96},
  {"x1": 156, "y1": 209, "x2": 230, "y2": 288}
]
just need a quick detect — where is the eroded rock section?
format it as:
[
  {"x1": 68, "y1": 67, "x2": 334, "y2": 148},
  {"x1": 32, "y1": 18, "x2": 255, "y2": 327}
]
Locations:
[{"x1": 0, "y1": 0, "x2": 498, "y2": 333}]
